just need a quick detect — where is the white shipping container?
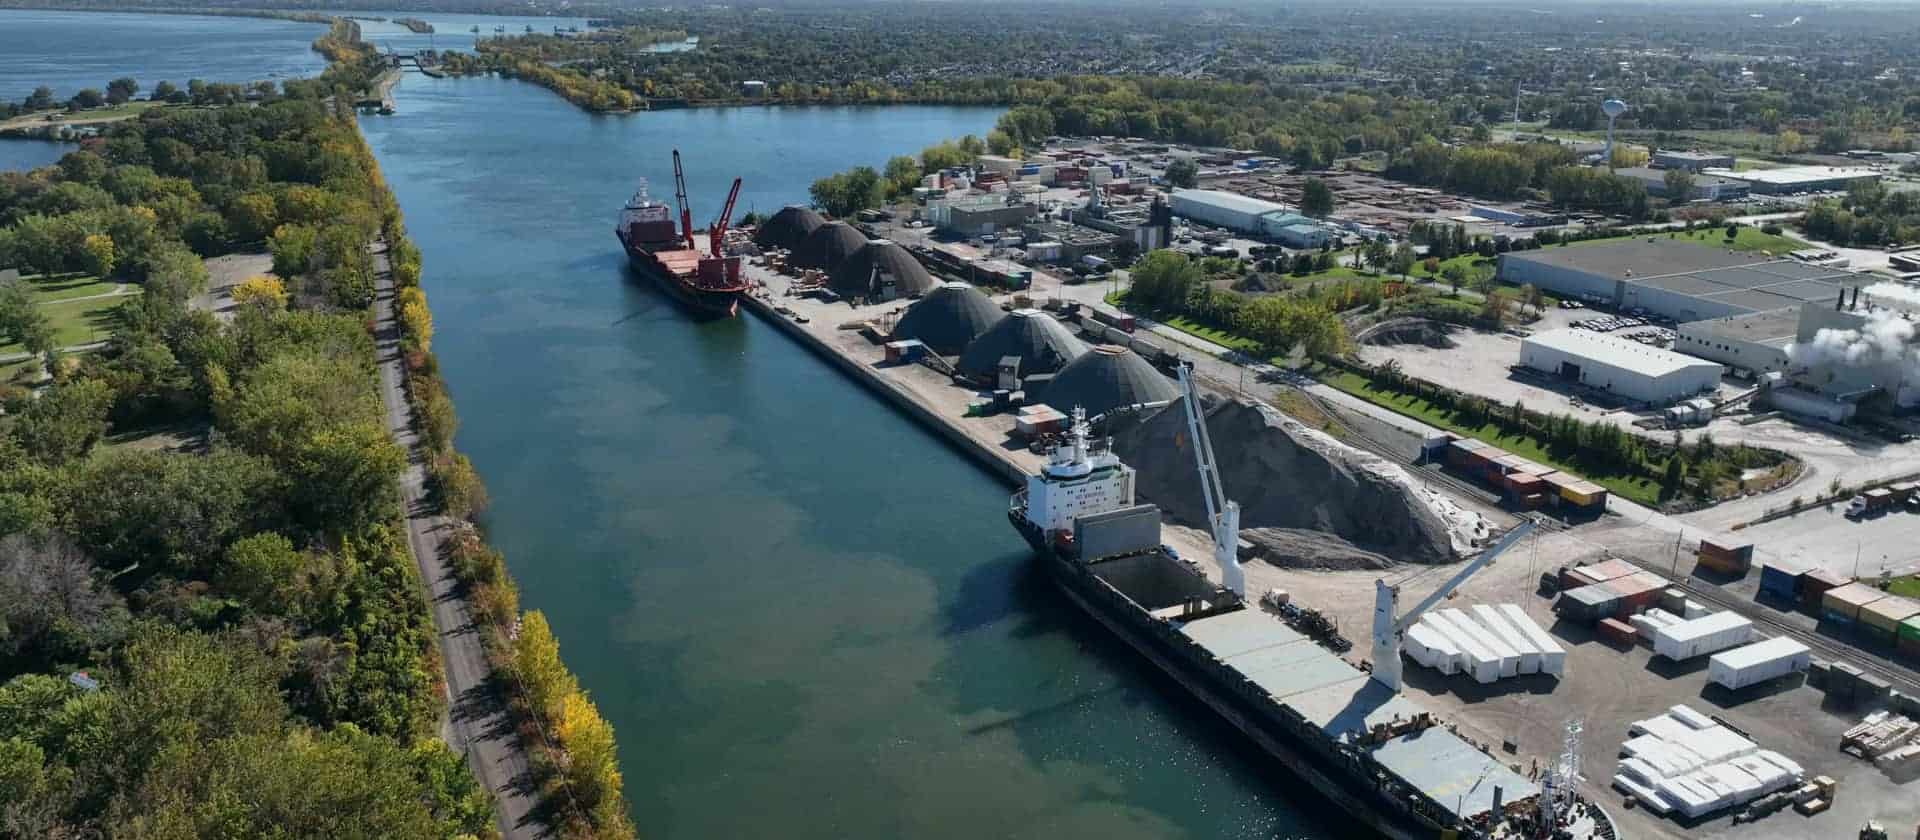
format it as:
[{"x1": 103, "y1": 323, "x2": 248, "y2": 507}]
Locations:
[
  {"x1": 1683, "y1": 600, "x2": 1710, "y2": 619},
  {"x1": 1498, "y1": 604, "x2": 1566, "y2": 676},
  {"x1": 1404, "y1": 623, "x2": 1459, "y2": 674},
  {"x1": 1655, "y1": 612, "x2": 1754, "y2": 661},
  {"x1": 1420, "y1": 612, "x2": 1501, "y2": 683},
  {"x1": 1472, "y1": 605, "x2": 1543, "y2": 674},
  {"x1": 1709, "y1": 637, "x2": 1811, "y2": 690},
  {"x1": 1439, "y1": 608, "x2": 1519, "y2": 678}
]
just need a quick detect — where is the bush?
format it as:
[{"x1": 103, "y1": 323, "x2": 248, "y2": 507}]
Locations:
[{"x1": 1761, "y1": 223, "x2": 1783, "y2": 236}]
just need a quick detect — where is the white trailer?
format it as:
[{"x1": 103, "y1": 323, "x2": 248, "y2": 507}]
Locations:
[
  {"x1": 1709, "y1": 637, "x2": 1811, "y2": 690},
  {"x1": 1472, "y1": 604, "x2": 1543, "y2": 675},
  {"x1": 1654, "y1": 612, "x2": 1754, "y2": 661},
  {"x1": 1497, "y1": 604, "x2": 1566, "y2": 676}
]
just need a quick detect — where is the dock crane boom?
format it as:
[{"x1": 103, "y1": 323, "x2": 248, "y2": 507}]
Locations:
[
  {"x1": 1175, "y1": 364, "x2": 1245, "y2": 599},
  {"x1": 1369, "y1": 521, "x2": 1534, "y2": 692},
  {"x1": 671, "y1": 149, "x2": 696, "y2": 252},
  {"x1": 708, "y1": 177, "x2": 742, "y2": 258}
]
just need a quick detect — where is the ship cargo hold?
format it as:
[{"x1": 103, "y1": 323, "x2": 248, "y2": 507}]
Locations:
[
  {"x1": 614, "y1": 150, "x2": 749, "y2": 318},
  {"x1": 1007, "y1": 411, "x2": 1545, "y2": 839}
]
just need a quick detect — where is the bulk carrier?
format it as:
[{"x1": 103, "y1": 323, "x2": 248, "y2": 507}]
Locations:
[
  {"x1": 1009, "y1": 393, "x2": 1577, "y2": 839},
  {"x1": 614, "y1": 150, "x2": 748, "y2": 318}
]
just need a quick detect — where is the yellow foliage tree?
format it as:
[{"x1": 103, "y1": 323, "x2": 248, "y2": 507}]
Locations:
[
  {"x1": 1775, "y1": 129, "x2": 1806, "y2": 154},
  {"x1": 398, "y1": 288, "x2": 433, "y2": 352},
  {"x1": 1608, "y1": 145, "x2": 1648, "y2": 169},
  {"x1": 80, "y1": 233, "x2": 116, "y2": 277},
  {"x1": 554, "y1": 691, "x2": 635, "y2": 838},
  {"x1": 513, "y1": 610, "x2": 576, "y2": 721},
  {"x1": 231, "y1": 274, "x2": 288, "y2": 310}
]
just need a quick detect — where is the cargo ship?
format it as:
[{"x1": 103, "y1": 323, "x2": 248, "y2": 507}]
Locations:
[
  {"x1": 614, "y1": 151, "x2": 747, "y2": 318},
  {"x1": 1009, "y1": 406, "x2": 1561, "y2": 840}
]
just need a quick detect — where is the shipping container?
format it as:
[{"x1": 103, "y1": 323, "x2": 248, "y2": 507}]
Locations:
[
  {"x1": 1830, "y1": 662, "x2": 1863, "y2": 699},
  {"x1": 1758, "y1": 560, "x2": 1808, "y2": 600},
  {"x1": 1660, "y1": 588, "x2": 1687, "y2": 614},
  {"x1": 1074, "y1": 504, "x2": 1161, "y2": 561},
  {"x1": 1606, "y1": 571, "x2": 1671, "y2": 618},
  {"x1": 1556, "y1": 583, "x2": 1620, "y2": 623},
  {"x1": 1419, "y1": 612, "x2": 1501, "y2": 684},
  {"x1": 1709, "y1": 637, "x2": 1812, "y2": 691},
  {"x1": 1697, "y1": 538, "x2": 1755, "y2": 573},
  {"x1": 1498, "y1": 603, "x2": 1567, "y2": 676},
  {"x1": 1857, "y1": 674, "x2": 1893, "y2": 705},
  {"x1": 1899, "y1": 632, "x2": 1920, "y2": 660},
  {"x1": 1800, "y1": 569, "x2": 1849, "y2": 606},
  {"x1": 1654, "y1": 612, "x2": 1755, "y2": 661},
  {"x1": 1695, "y1": 552, "x2": 1749, "y2": 576},
  {"x1": 1823, "y1": 583, "x2": 1885, "y2": 623},
  {"x1": 1859, "y1": 622, "x2": 1896, "y2": 646},
  {"x1": 1588, "y1": 558, "x2": 1641, "y2": 582},
  {"x1": 1860, "y1": 595, "x2": 1920, "y2": 633},
  {"x1": 1902, "y1": 616, "x2": 1920, "y2": 643},
  {"x1": 1560, "y1": 480, "x2": 1609, "y2": 508},
  {"x1": 1562, "y1": 566, "x2": 1608, "y2": 589},
  {"x1": 1440, "y1": 607, "x2": 1520, "y2": 678},
  {"x1": 1598, "y1": 617, "x2": 1637, "y2": 646}
]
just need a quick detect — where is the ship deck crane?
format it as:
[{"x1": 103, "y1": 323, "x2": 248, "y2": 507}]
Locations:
[
  {"x1": 1174, "y1": 364, "x2": 1245, "y2": 599},
  {"x1": 708, "y1": 177, "x2": 742, "y2": 258},
  {"x1": 1369, "y1": 521, "x2": 1535, "y2": 692},
  {"x1": 671, "y1": 149, "x2": 696, "y2": 252}
]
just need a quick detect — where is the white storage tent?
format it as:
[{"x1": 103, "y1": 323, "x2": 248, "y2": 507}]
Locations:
[{"x1": 1497, "y1": 604, "x2": 1566, "y2": 676}]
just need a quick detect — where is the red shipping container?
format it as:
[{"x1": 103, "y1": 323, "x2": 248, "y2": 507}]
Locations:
[
  {"x1": 1588, "y1": 558, "x2": 1639, "y2": 581},
  {"x1": 1563, "y1": 566, "x2": 1608, "y2": 588},
  {"x1": 1598, "y1": 618, "x2": 1637, "y2": 646}
]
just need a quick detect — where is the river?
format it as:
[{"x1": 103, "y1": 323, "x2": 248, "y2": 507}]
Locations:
[
  {"x1": 0, "y1": 9, "x2": 328, "y2": 102},
  {"x1": 360, "y1": 75, "x2": 1333, "y2": 839}
]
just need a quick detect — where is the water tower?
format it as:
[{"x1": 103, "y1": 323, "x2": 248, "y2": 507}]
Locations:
[{"x1": 1602, "y1": 99, "x2": 1629, "y2": 171}]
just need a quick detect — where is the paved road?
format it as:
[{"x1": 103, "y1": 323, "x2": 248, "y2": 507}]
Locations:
[{"x1": 370, "y1": 242, "x2": 547, "y2": 840}]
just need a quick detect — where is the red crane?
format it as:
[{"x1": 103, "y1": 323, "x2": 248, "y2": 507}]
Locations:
[
  {"x1": 671, "y1": 149, "x2": 695, "y2": 252},
  {"x1": 708, "y1": 177, "x2": 742, "y2": 258}
]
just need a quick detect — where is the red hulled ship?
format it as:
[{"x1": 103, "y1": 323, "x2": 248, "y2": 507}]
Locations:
[{"x1": 615, "y1": 150, "x2": 747, "y2": 318}]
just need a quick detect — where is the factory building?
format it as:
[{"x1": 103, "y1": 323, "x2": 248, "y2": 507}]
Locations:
[
  {"x1": 926, "y1": 195, "x2": 1038, "y2": 237},
  {"x1": 1497, "y1": 239, "x2": 1860, "y2": 322},
  {"x1": 1788, "y1": 294, "x2": 1920, "y2": 408},
  {"x1": 1615, "y1": 167, "x2": 1750, "y2": 202},
  {"x1": 1702, "y1": 165, "x2": 1882, "y2": 195},
  {"x1": 1652, "y1": 150, "x2": 1736, "y2": 171},
  {"x1": 1674, "y1": 309, "x2": 1797, "y2": 376},
  {"x1": 1521, "y1": 329, "x2": 1725, "y2": 406}
]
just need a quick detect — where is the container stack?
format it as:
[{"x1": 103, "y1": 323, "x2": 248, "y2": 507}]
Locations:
[
  {"x1": 1758, "y1": 559, "x2": 1810, "y2": 602},
  {"x1": 1611, "y1": 704, "x2": 1805, "y2": 819},
  {"x1": 1709, "y1": 637, "x2": 1812, "y2": 691},
  {"x1": 1901, "y1": 616, "x2": 1920, "y2": 660},
  {"x1": 1695, "y1": 538, "x2": 1755, "y2": 576},
  {"x1": 1631, "y1": 608, "x2": 1683, "y2": 641},
  {"x1": 1654, "y1": 612, "x2": 1754, "y2": 661},
  {"x1": 1821, "y1": 582, "x2": 1886, "y2": 627},
  {"x1": 1858, "y1": 595, "x2": 1920, "y2": 646},
  {"x1": 1604, "y1": 571, "x2": 1672, "y2": 618},
  {"x1": 1402, "y1": 603, "x2": 1566, "y2": 682},
  {"x1": 1799, "y1": 569, "x2": 1848, "y2": 610}
]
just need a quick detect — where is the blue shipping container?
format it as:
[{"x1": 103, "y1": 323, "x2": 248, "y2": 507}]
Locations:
[
  {"x1": 1760, "y1": 564, "x2": 1802, "y2": 599},
  {"x1": 1824, "y1": 609, "x2": 1855, "y2": 626}
]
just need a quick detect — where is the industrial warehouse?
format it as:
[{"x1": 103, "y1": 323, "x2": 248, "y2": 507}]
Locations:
[
  {"x1": 1497, "y1": 239, "x2": 1861, "y2": 323},
  {"x1": 1520, "y1": 328, "x2": 1725, "y2": 405}
]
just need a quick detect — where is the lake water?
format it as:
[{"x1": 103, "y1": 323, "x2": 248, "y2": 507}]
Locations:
[
  {"x1": 337, "y1": 10, "x2": 593, "y2": 55},
  {"x1": 0, "y1": 9, "x2": 328, "y2": 102},
  {"x1": 0, "y1": 139, "x2": 75, "y2": 173},
  {"x1": 360, "y1": 75, "x2": 1333, "y2": 839}
]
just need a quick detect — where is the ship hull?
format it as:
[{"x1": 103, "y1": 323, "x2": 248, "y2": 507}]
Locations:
[
  {"x1": 1008, "y1": 510, "x2": 1427, "y2": 840},
  {"x1": 618, "y1": 233, "x2": 740, "y2": 319}
]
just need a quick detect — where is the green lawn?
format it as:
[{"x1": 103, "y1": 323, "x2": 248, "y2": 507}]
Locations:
[
  {"x1": 0, "y1": 294, "x2": 132, "y2": 355},
  {"x1": 22, "y1": 272, "x2": 119, "y2": 303},
  {"x1": 1564, "y1": 225, "x2": 1807, "y2": 256},
  {"x1": 1888, "y1": 576, "x2": 1920, "y2": 600},
  {"x1": 1314, "y1": 365, "x2": 1663, "y2": 506},
  {"x1": 0, "y1": 357, "x2": 39, "y2": 384}
]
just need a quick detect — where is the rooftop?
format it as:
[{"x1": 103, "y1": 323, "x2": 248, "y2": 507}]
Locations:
[
  {"x1": 1170, "y1": 188, "x2": 1290, "y2": 217},
  {"x1": 1503, "y1": 239, "x2": 1766, "y2": 279},
  {"x1": 1655, "y1": 149, "x2": 1733, "y2": 161},
  {"x1": 1633, "y1": 260, "x2": 1860, "y2": 315},
  {"x1": 1685, "y1": 308, "x2": 1801, "y2": 346},
  {"x1": 1615, "y1": 167, "x2": 1748, "y2": 188},
  {"x1": 1525, "y1": 328, "x2": 1725, "y2": 378},
  {"x1": 1704, "y1": 164, "x2": 1881, "y2": 186}
]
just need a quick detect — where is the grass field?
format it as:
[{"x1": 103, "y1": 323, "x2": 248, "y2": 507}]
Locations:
[
  {"x1": 23, "y1": 272, "x2": 119, "y2": 303},
  {"x1": 1889, "y1": 576, "x2": 1920, "y2": 600},
  {"x1": 1313, "y1": 365, "x2": 1664, "y2": 505},
  {"x1": 0, "y1": 293, "x2": 131, "y2": 355},
  {"x1": 1565, "y1": 225, "x2": 1808, "y2": 256}
]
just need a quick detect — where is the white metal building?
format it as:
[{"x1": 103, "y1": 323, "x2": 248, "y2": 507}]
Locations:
[
  {"x1": 1674, "y1": 309, "x2": 1797, "y2": 375},
  {"x1": 1521, "y1": 328, "x2": 1724, "y2": 405},
  {"x1": 1169, "y1": 188, "x2": 1288, "y2": 233},
  {"x1": 1498, "y1": 239, "x2": 1859, "y2": 322}
]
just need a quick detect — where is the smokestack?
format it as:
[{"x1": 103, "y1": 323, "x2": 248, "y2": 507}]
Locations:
[
  {"x1": 1853, "y1": 286, "x2": 1862, "y2": 310},
  {"x1": 1838, "y1": 288, "x2": 1846, "y2": 311}
]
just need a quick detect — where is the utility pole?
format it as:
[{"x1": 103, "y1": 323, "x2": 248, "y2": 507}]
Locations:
[{"x1": 1671, "y1": 530, "x2": 1683, "y2": 577}]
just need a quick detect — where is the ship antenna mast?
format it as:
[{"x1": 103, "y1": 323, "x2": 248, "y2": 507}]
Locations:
[
  {"x1": 709, "y1": 177, "x2": 742, "y2": 258},
  {"x1": 1174, "y1": 363, "x2": 1244, "y2": 599},
  {"x1": 671, "y1": 149, "x2": 696, "y2": 251}
]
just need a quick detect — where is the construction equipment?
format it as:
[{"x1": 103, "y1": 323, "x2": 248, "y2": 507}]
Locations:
[
  {"x1": 1369, "y1": 521, "x2": 1536, "y2": 692},
  {"x1": 1175, "y1": 363, "x2": 1244, "y2": 598},
  {"x1": 708, "y1": 176, "x2": 742, "y2": 258},
  {"x1": 671, "y1": 149, "x2": 696, "y2": 252}
]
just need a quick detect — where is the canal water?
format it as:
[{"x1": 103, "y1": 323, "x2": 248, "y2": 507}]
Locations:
[
  {"x1": 0, "y1": 9, "x2": 328, "y2": 102},
  {"x1": 0, "y1": 139, "x2": 75, "y2": 173},
  {"x1": 360, "y1": 75, "x2": 1335, "y2": 839}
]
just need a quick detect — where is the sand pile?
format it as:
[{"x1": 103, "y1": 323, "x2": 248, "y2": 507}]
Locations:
[{"x1": 1112, "y1": 396, "x2": 1483, "y2": 568}]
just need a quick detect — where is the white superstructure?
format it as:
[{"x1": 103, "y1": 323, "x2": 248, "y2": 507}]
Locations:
[{"x1": 1021, "y1": 408, "x2": 1136, "y2": 534}]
